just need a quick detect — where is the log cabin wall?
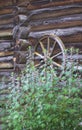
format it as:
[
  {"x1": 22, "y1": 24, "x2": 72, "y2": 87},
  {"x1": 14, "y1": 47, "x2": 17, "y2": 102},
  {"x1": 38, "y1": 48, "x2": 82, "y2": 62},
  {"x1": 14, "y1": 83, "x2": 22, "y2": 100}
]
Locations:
[
  {"x1": 0, "y1": 0, "x2": 82, "y2": 129},
  {"x1": 0, "y1": 1, "x2": 18, "y2": 129},
  {"x1": 13, "y1": 0, "x2": 82, "y2": 67}
]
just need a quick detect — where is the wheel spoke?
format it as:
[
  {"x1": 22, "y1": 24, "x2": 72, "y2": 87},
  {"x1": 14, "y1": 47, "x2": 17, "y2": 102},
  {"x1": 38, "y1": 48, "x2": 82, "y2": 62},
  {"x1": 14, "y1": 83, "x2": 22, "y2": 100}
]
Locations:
[
  {"x1": 51, "y1": 52, "x2": 62, "y2": 59},
  {"x1": 47, "y1": 36, "x2": 50, "y2": 54},
  {"x1": 34, "y1": 52, "x2": 44, "y2": 59},
  {"x1": 50, "y1": 41, "x2": 56, "y2": 56},
  {"x1": 52, "y1": 61, "x2": 62, "y2": 68},
  {"x1": 39, "y1": 41, "x2": 46, "y2": 55},
  {"x1": 35, "y1": 60, "x2": 44, "y2": 67}
]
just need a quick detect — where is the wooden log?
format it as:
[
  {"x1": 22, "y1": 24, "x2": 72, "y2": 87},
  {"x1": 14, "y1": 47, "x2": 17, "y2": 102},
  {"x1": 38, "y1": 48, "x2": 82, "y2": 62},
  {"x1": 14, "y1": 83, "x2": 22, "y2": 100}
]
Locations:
[
  {"x1": 29, "y1": 27, "x2": 82, "y2": 37},
  {"x1": 30, "y1": 7, "x2": 82, "y2": 21},
  {"x1": 0, "y1": 29, "x2": 12, "y2": 37},
  {"x1": 0, "y1": 69, "x2": 14, "y2": 72},
  {"x1": 0, "y1": 42, "x2": 11, "y2": 51},
  {"x1": 0, "y1": 56, "x2": 13, "y2": 62},
  {"x1": 60, "y1": 33, "x2": 82, "y2": 44},
  {"x1": 0, "y1": 51, "x2": 14, "y2": 57},
  {"x1": 0, "y1": 14, "x2": 14, "y2": 19},
  {"x1": 29, "y1": 14, "x2": 82, "y2": 27},
  {"x1": 0, "y1": 24, "x2": 14, "y2": 30},
  {"x1": 13, "y1": 26, "x2": 31, "y2": 39},
  {"x1": 0, "y1": 0, "x2": 13, "y2": 8},
  {"x1": 17, "y1": 7, "x2": 28, "y2": 14},
  {"x1": 31, "y1": 20, "x2": 82, "y2": 32},
  {"x1": 17, "y1": 14, "x2": 28, "y2": 22},
  {"x1": 30, "y1": 32, "x2": 82, "y2": 46},
  {"x1": 0, "y1": 63, "x2": 13, "y2": 69},
  {"x1": 27, "y1": 0, "x2": 82, "y2": 10},
  {"x1": 0, "y1": 8, "x2": 13, "y2": 14},
  {"x1": 0, "y1": 18, "x2": 14, "y2": 25}
]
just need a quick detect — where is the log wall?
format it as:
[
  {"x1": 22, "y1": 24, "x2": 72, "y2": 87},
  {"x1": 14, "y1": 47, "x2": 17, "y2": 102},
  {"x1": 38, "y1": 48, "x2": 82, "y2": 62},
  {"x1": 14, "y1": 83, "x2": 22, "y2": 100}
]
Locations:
[
  {"x1": 14, "y1": 0, "x2": 82, "y2": 66},
  {"x1": 0, "y1": 1, "x2": 16, "y2": 129},
  {"x1": 0, "y1": 0, "x2": 82, "y2": 129}
]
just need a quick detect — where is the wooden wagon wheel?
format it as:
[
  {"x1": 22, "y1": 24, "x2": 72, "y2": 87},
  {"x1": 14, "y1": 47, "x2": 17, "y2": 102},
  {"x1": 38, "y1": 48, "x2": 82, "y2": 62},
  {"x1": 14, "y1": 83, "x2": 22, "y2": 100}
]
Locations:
[{"x1": 34, "y1": 34, "x2": 66, "y2": 72}]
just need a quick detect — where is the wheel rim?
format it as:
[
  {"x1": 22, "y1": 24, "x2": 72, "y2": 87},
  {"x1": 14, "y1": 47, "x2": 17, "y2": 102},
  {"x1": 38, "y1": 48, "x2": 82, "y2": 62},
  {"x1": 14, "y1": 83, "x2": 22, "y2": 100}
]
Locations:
[{"x1": 34, "y1": 34, "x2": 65, "y2": 70}]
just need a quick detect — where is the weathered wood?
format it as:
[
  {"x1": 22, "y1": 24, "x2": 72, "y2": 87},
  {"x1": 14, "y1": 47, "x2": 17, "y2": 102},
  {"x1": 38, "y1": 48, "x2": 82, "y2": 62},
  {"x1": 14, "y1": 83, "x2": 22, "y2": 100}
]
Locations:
[
  {"x1": 0, "y1": 0, "x2": 13, "y2": 8},
  {"x1": 0, "y1": 8, "x2": 13, "y2": 15},
  {"x1": 30, "y1": 7, "x2": 82, "y2": 20},
  {"x1": 60, "y1": 33, "x2": 82, "y2": 44},
  {"x1": 0, "y1": 18, "x2": 14, "y2": 25},
  {"x1": 0, "y1": 14, "x2": 14, "y2": 19},
  {"x1": 26, "y1": 0, "x2": 82, "y2": 10},
  {"x1": 17, "y1": 14, "x2": 28, "y2": 22},
  {"x1": 0, "y1": 24, "x2": 14, "y2": 30},
  {"x1": 0, "y1": 56, "x2": 13, "y2": 62},
  {"x1": 13, "y1": 26, "x2": 31, "y2": 39},
  {"x1": 0, "y1": 30, "x2": 12, "y2": 37},
  {"x1": 31, "y1": 20, "x2": 82, "y2": 32},
  {"x1": 0, "y1": 51, "x2": 14, "y2": 57},
  {"x1": 29, "y1": 14, "x2": 82, "y2": 28},
  {"x1": 0, "y1": 43, "x2": 11, "y2": 51},
  {"x1": 0, "y1": 63, "x2": 13, "y2": 69},
  {"x1": 29, "y1": 27, "x2": 82, "y2": 37}
]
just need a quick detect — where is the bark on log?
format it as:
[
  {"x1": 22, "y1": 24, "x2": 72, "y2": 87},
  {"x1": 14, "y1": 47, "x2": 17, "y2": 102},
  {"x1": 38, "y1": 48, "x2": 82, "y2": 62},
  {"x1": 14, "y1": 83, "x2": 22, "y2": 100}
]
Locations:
[
  {"x1": 31, "y1": 20, "x2": 82, "y2": 32},
  {"x1": 0, "y1": 30, "x2": 12, "y2": 37},
  {"x1": 0, "y1": 24, "x2": 14, "y2": 30},
  {"x1": 0, "y1": 0, "x2": 14, "y2": 8},
  {"x1": 0, "y1": 8, "x2": 13, "y2": 15},
  {"x1": 0, "y1": 14, "x2": 14, "y2": 19},
  {"x1": 0, "y1": 18, "x2": 14, "y2": 25},
  {"x1": 0, "y1": 51, "x2": 14, "y2": 57},
  {"x1": 0, "y1": 42, "x2": 11, "y2": 51},
  {"x1": 0, "y1": 56, "x2": 13, "y2": 62},
  {"x1": 27, "y1": 0, "x2": 82, "y2": 10},
  {"x1": 0, "y1": 63, "x2": 13, "y2": 69},
  {"x1": 29, "y1": 27, "x2": 82, "y2": 37},
  {"x1": 30, "y1": 7, "x2": 82, "y2": 20},
  {"x1": 60, "y1": 33, "x2": 82, "y2": 44}
]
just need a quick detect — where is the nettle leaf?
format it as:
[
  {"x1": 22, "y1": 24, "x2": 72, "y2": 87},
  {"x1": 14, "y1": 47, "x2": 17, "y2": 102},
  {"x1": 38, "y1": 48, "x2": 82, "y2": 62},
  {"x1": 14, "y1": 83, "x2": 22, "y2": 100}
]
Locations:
[{"x1": 48, "y1": 93, "x2": 53, "y2": 98}]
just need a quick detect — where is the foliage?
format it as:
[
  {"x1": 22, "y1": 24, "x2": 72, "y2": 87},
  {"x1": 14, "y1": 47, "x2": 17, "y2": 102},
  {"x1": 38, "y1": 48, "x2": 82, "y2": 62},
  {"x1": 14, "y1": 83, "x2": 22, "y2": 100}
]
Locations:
[{"x1": 2, "y1": 53, "x2": 82, "y2": 130}]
